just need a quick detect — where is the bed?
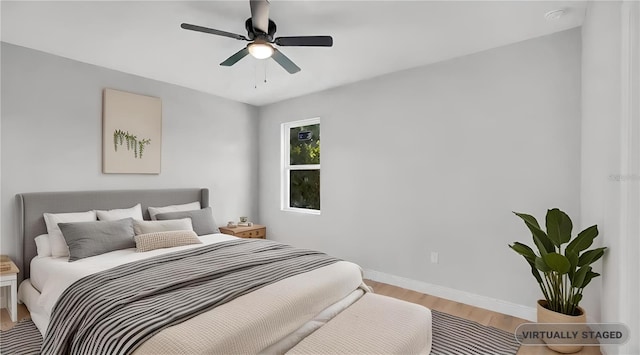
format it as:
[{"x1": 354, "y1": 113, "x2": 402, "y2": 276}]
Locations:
[{"x1": 16, "y1": 188, "x2": 432, "y2": 354}]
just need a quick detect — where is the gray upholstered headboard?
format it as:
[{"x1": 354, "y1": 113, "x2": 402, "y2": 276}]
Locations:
[{"x1": 16, "y1": 188, "x2": 209, "y2": 282}]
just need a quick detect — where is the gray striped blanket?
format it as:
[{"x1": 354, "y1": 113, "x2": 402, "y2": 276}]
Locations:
[{"x1": 42, "y1": 239, "x2": 340, "y2": 355}]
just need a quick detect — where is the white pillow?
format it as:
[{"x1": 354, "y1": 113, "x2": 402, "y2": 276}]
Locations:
[
  {"x1": 43, "y1": 210, "x2": 97, "y2": 257},
  {"x1": 133, "y1": 218, "x2": 193, "y2": 235},
  {"x1": 35, "y1": 234, "x2": 51, "y2": 257},
  {"x1": 148, "y1": 201, "x2": 201, "y2": 220},
  {"x1": 96, "y1": 203, "x2": 143, "y2": 221}
]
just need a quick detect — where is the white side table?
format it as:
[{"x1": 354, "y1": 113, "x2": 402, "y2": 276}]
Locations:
[{"x1": 0, "y1": 255, "x2": 19, "y2": 322}]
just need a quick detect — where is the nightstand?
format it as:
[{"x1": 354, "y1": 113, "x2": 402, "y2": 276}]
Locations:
[
  {"x1": 219, "y1": 224, "x2": 266, "y2": 239},
  {"x1": 0, "y1": 255, "x2": 19, "y2": 322}
]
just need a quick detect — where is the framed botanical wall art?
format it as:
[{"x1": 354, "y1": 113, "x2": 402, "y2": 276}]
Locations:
[{"x1": 102, "y1": 88, "x2": 162, "y2": 174}]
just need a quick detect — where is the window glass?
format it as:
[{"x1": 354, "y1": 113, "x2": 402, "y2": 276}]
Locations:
[
  {"x1": 289, "y1": 170, "x2": 320, "y2": 210},
  {"x1": 289, "y1": 124, "x2": 320, "y2": 165}
]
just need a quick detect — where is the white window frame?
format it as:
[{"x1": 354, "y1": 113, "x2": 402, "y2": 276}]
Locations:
[{"x1": 281, "y1": 117, "x2": 321, "y2": 215}]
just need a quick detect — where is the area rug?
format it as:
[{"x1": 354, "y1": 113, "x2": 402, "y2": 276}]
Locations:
[
  {"x1": 0, "y1": 319, "x2": 41, "y2": 355},
  {"x1": 0, "y1": 310, "x2": 520, "y2": 354},
  {"x1": 431, "y1": 309, "x2": 521, "y2": 355}
]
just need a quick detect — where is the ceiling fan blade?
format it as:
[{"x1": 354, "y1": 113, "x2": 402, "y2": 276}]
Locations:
[
  {"x1": 250, "y1": 0, "x2": 270, "y2": 33},
  {"x1": 271, "y1": 49, "x2": 301, "y2": 74},
  {"x1": 274, "y1": 36, "x2": 333, "y2": 47},
  {"x1": 220, "y1": 47, "x2": 250, "y2": 66},
  {"x1": 181, "y1": 23, "x2": 248, "y2": 41}
]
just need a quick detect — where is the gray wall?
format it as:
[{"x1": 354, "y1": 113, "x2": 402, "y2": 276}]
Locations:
[
  {"x1": 258, "y1": 29, "x2": 582, "y2": 308},
  {"x1": 1, "y1": 43, "x2": 259, "y2": 262}
]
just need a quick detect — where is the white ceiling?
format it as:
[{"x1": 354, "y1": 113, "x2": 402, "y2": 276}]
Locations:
[{"x1": 1, "y1": 1, "x2": 586, "y2": 106}]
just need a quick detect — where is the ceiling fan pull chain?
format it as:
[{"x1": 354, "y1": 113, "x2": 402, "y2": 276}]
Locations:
[
  {"x1": 254, "y1": 61, "x2": 258, "y2": 89},
  {"x1": 264, "y1": 61, "x2": 268, "y2": 83}
]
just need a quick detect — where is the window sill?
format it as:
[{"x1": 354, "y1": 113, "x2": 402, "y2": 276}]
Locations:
[{"x1": 281, "y1": 207, "x2": 321, "y2": 215}]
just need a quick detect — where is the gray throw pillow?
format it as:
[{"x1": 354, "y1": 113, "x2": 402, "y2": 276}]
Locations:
[
  {"x1": 58, "y1": 218, "x2": 135, "y2": 262},
  {"x1": 155, "y1": 207, "x2": 219, "y2": 236}
]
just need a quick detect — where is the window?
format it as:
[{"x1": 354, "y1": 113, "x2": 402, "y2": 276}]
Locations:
[{"x1": 282, "y1": 118, "x2": 320, "y2": 214}]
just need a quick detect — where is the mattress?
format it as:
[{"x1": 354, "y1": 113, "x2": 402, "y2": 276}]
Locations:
[{"x1": 17, "y1": 279, "x2": 47, "y2": 333}]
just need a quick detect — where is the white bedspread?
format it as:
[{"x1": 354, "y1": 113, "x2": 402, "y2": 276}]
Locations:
[{"x1": 23, "y1": 233, "x2": 238, "y2": 336}]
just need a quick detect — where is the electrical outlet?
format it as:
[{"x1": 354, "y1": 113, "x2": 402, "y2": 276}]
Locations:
[{"x1": 430, "y1": 252, "x2": 439, "y2": 264}]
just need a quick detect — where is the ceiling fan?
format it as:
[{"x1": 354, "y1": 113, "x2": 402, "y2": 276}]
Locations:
[{"x1": 181, "y1": 0, "x2": 333, "y2": 74}]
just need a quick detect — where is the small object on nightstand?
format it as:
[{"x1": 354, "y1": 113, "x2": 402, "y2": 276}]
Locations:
[
  {"x1": 0, "y1": 255, "x2": 19, "y2": 322},
  {"x1": 219, "y1": 224, "x2": 266, "y2": 239},
  {"x1": 227, "y1": 221, "x2": 237, "y2": 228},
  {"x1": 237, "y1": 216, "x2": 252, "y2": 227}
]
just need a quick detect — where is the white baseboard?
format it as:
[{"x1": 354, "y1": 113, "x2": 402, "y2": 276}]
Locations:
[{"x1": 363, "y1": 268, "x2": 537, "y2": 321}]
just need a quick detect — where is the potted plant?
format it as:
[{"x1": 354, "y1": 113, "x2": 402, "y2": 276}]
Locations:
[{"x1": 510, "y1": 208, "x2": 606, "y2": 353}]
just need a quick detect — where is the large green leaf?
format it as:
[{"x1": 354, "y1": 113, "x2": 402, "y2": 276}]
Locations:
[
  {"x1": 510, "y1": 243, "x2": 544, "y2": 284},
  {"x1": 571, "y1": 266, "x2": 591, "y2": 288},
  {"x1": 546, "y1": 208, "x2": 573, "y2": 246},
  {"x1": 566, "y1": 225, "x2": 599, "y2": 255},
  {"x1": 545, "y1": 209, "x2": 562, "y2": 247},
  {"x1": 578, "y1": 247, "x2": 607, "y2": 267},
  {"x1": 514, "y1": 212, "x2": 542, "y2": 229},
  {"x1": 509, "y1": 242, "x2": 537, "y2": 263},
  {"x1": 514, "y1": 212, "x2": 555, "y2": 255},
  {"x1": 558, "y1": 210, "x2": 573, "y2": 244},
  {"x1": 542, "y1": 253, "x2": 571, "y2": 274},
  {"x1": 535, "y1": 256, "x2": 551, "y2": 272}
]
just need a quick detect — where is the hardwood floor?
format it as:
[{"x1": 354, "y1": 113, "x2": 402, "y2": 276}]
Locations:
[
  {"x1": 364, "y1": 280, "x2": 601, "y2": 355},
  {"x1": 1, "y1": 282, "x2": 601, "y2": 355},
  {"x1": 0, "y1": 303, "x2": 30, "y2": 331}
]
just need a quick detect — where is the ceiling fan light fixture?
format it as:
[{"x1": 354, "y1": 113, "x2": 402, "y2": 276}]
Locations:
[
  {"x1": 181, "y1": 0, "x2": 333, "y2": 73},
  {"x1": 248, "y1": 42, "x2": 274, "y2": 59}
]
